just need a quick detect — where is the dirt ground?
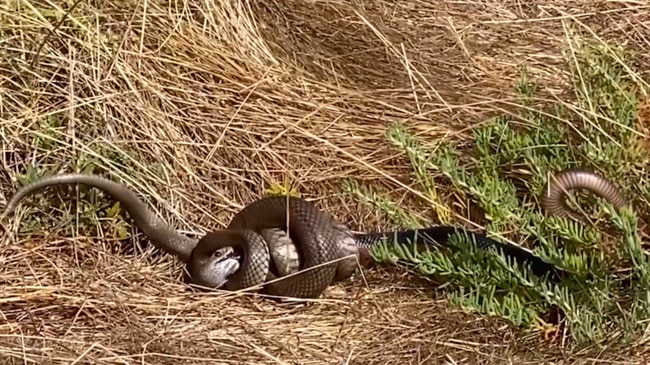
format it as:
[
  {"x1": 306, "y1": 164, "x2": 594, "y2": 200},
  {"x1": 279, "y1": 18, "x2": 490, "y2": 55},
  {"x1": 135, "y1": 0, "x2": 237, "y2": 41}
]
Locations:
[{"x1": 1, "y1": 0, "x2": 649, "y2": 364}]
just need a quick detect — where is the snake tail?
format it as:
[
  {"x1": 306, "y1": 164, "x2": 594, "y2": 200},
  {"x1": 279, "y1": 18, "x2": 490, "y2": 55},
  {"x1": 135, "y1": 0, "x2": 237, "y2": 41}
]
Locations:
[{"x1": 542, "y1": 169, "x2": 628, "y2": 221}]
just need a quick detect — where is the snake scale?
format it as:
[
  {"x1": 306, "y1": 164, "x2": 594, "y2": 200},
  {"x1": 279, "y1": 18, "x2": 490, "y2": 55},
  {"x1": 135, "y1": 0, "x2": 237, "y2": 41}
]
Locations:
[{"x1": 1, "y1": 169, "x2": 630, "y2": 299}]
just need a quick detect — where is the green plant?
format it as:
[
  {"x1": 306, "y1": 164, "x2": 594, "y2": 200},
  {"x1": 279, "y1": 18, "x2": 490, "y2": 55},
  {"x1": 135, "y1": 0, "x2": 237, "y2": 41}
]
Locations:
[{"x1": 343, "y1": 39, "x2": 650, "y2": 347}]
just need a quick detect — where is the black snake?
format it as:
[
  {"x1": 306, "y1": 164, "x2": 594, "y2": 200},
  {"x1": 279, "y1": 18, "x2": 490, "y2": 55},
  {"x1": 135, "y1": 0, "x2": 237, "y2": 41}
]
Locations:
[{"x1": 1, "y1": 169, "x2": 629, "y2": 298}]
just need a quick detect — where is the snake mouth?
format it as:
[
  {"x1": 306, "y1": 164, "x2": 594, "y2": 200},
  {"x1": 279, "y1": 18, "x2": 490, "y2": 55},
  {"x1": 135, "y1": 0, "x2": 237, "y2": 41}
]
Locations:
[
  {"x1": 212, "y1": 246, "x2": 243, "y2": 262},
  {"x1": 228, "y1": 247, "x2": 243, "y2": 262}
]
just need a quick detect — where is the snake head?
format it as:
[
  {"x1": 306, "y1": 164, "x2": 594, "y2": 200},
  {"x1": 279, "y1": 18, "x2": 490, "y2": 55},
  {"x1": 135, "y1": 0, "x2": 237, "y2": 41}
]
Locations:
[
  {"x1": 200, "y1": 254, "x2": 240, "y2": 289},
  {"x1": 188, "y1": 243, "x2": 241, "y2": 289},
  {"x1": 208, "y1": 247, "x2": 240, "y2": 289},
  {"x1": 204, "y1": 246, "x2": 241, "y2": 288},
  {"x1": 212, "y1": 246, "x2": 237, "y2": 261}
]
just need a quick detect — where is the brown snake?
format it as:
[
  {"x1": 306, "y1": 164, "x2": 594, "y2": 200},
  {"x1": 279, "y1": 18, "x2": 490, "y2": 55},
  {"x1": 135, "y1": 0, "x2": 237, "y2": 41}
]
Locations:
[
  {"x1": 1, "y1": 168, "x2": 635, "y2": 298},
  {"x1": 1, "y1": 174, "x2": 342, "y2": 298}
]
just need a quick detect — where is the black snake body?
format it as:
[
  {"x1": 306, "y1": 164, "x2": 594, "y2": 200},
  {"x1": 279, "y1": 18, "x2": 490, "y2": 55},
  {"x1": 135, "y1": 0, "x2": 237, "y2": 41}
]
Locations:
[
  {"x1": 255, "y1": 169, "x2": 628, "y2": 289},
  {"x1": 258, "y1": 224, "x2": 566, "y2": 290},
  {"x1": 350, "y1": 226, "x2": 564, "y2": 280},
  {"x1": 1, "y1": 169, "x2": 629, "y2": 299}
]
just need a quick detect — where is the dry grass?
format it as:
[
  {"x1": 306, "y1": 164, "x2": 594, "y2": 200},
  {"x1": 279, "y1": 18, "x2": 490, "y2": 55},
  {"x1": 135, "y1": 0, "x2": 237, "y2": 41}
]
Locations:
[{"x1": 1, "y1": 0, "x2": 650, "y2": 363}]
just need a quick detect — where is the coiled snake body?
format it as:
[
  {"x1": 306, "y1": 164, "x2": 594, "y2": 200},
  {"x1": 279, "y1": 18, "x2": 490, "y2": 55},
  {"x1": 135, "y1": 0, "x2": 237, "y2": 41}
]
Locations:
[{"x1": 1, "y1": 169, "x2": 629, "y2": 298}]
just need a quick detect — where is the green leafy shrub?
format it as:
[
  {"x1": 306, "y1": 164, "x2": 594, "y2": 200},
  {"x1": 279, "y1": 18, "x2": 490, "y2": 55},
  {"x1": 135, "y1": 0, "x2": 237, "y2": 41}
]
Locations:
[{"x1": 344, "y1": 39, "x2": 650, "y2": 347}]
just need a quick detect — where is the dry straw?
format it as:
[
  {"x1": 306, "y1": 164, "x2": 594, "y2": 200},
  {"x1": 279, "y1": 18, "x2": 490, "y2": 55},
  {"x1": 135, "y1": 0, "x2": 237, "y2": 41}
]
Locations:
[{"x1": 1, "y1": 0, "x2": 649, "y2": 363}]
